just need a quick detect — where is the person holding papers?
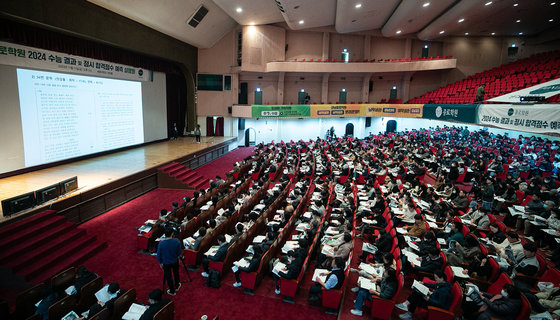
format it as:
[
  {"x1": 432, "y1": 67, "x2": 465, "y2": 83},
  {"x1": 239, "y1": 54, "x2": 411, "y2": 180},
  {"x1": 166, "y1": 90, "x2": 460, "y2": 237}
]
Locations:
[
  {"x1": 512, "y1": 243, "x2": 540, "y2": 291},
  {"x1": 467, "y1": 283, "x2": 522, "y2": 320},
  {"x1": 232, "y1": 245, "x2": 263, "y2": 287},
  {"x1": 185, "y1": 227, "x2": 206, "y2": 250},
  {"x1": 446, "y1": 234, "x2": 482, "y2": 266},
  {"x1": 273, "y1": 250, "x2": 303, "y2": 295},
  {"x1": 409, "y1": 247, "x2": 443, "y2": 275},
  {"x1": 308, "y1": 257, "x2": 346, "y2": 303},
  {"x1": 157, "y1": 229, "x2": 182, "y2": 296},
  {"x1": 447, "y1": 221, "x2": 465, "y2": 246},
  {"x1": 73, "y1": 266, "x2": 97, "y2": 299},
  {"x1": 201, "y1": 234, "x2": 230, "y2": 278},
  {"x1": 396, "y1": 270, "x2": 452, "y2": 320},
  {"x1": 487, "y1": 223, "x2": 507, "y2": 244},
  {"x1": 480, "y1": 178, "x2": 495, "y2": 212},
  {"x1": 451, "y1": 189, "x2": 469, "y2": 213},
  {"x1": 406, "y1": 214, "x2": 427, "y2": 238},
  {"x1": 138, "y1": 289, "x2": 170, "y2": 320},
  {"x1": 494, "y1": 231, "x2": 524, "y2": 269},
  {"x1": 35, "y1": 286, "x2": 62, "y2": 320},
  {"x1": 350, "y1": 267, "x2": 398, "y2": 316},
  {"x1": 317, "y1": 233, "x2": 352, "y2": 269},
  {"x1": 88, "y1": 283, "x2": 124, "y2": 317}
]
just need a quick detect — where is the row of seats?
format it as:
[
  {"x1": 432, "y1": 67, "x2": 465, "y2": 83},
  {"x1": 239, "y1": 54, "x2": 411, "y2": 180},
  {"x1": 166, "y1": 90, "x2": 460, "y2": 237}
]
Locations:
[{"x1": 409, "y1": 50, "x2": 560, "y2": 104}]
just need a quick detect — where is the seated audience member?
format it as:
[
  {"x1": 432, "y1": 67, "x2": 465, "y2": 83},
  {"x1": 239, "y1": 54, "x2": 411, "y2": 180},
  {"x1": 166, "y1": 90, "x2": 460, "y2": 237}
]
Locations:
[
  {"x1": 466, "y1": 284, "x2": 522, "y2": 320},
  {"x1": 88, "y1": 283, "x2": 125, "y2": 316},
  {"x1": 415, "y1": 231, "x2": 438, "y2": 256},
  {"x1": 409, "y1": 247, "x2": 443, "y2": 274},
  {"x1": 446, "y1": 234, "x2": 482, "y2": 266},
  {"x1": 35, "y1": 286, "x2": 62, "y2": 320},
  {"x1": 184, "y1": 227, "x2": 206, "y2": 250},
  {"x1": 272, "y1": 250, "x2": 304, "y2": 295},
  {"x1": 446, "y1": 221, "x2": 465, "y2": 246},
  {"x1": 317, "y1": 232, "x2": 352, "y2": 269},
  {"x1": 139, "y1": 289, "x2": 171, "y2": 320},
  {"x1": 512, "y1": 243, "x2": 540, "y2": 291},
  {"x1": 486, "y1": 222, "x2": 507, "y2": 244},
  {"x1": 406, "y1": 214, "x2": 427, "y2": 238},
  {"x1": 74, "y1": 266, "x2": 97, "y2": 297},
  {"x1": 232, "y1": 245, "x2": 264, "y2": 287},
  {"x1": 201, "y1": 235, "x2": 230, "y2": 277},
  {"x1": 350, "y1": 267, "x2": 398, "y2": 316},
  {"x1": 308, "y1": 257, "x2": 346, "y2": 303},
  {"x1": 451, "y1": 189, "x2": 469, "y2": 212},
  {"x1": 467, "y1": 252, "x2": 492, "y2": 280},
  {"x1": 396, "y1": 270, "x2": 452, "y2": 320}
]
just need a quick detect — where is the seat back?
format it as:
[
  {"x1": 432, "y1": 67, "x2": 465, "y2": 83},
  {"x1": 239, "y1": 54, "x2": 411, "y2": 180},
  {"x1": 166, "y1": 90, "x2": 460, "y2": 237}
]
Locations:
[
  {"x1": 50, "y1": 267, "x2": 75, "y2": 292},
  {"x1": 520, "y1": 195, "x2": 532, "y2": 206},
  {"x1": 516, "y1": 294, "x2": 531, "y2": 320},
  {"x1": 78, "y1": 276, "x2": 103, "y2": 311},
  {"x1": 15, "y1": 283, "x2": 45, "y2": 320},
  {"x1": 449, "y1": 282, "x2": 463, "y2": 315},
  {"x1": 535, "y1": 254, "x2": 547, "y2": 277},
  {"x1": 153, "y1": 300, "x2": 174, "y2": 320},
  {"x1": 488, "y1": 257, "x2": 500, "y2": 283},
  {"x1": 443, "y1": 266, "x2": 454, "y2": 283},
  {"x1": 48, "y1": 294, "x2": 77, "y2": 320},
  {"x1": 112, "y1": 289, "x2": 136, "y2": 320},
  {"x1": 88, "y1": 307, "x2": 110, "y2": 320},
  {"x1": 539, "y1": 268, "x2": 560, "y2": 286},
  {"x1": 488, "y1": 273, "x2": 512, "y2": 295}
]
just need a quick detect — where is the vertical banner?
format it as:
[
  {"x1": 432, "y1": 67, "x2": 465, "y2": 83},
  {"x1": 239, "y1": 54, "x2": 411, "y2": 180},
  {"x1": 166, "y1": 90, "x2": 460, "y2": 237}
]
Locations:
[{"x1": 477, "y1": 104, "x2": 560, "y2": 134}]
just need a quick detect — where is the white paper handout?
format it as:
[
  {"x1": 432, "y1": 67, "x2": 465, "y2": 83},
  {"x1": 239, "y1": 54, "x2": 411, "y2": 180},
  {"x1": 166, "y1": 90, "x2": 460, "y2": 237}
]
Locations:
[
  {"x1": 313, "y1": 268, "x2": 329, "y2": 283},
  {"x1": 122, "y1": 303, "x2": 148, "y2": 320}
]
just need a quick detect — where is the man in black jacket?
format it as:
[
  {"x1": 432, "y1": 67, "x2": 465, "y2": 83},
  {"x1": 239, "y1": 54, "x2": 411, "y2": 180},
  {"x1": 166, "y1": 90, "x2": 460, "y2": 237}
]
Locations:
[
  {"x1": 273, "y1": 250, "x2": 303, "y2": 295},
  {"x1": 139, "y1": 289, "x2": 171, "y2": 320},
  {"x1": 201, "y1": 234, "x2": 230, "y2": 277}
]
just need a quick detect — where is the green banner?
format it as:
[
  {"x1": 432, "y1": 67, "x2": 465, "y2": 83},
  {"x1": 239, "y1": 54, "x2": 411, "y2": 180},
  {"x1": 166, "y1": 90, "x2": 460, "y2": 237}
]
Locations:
[
  {"x1": 422, "y1": 104, "x2": 478, "y2": 123},
  {"x1": 251, "y1": 105, "x2": 310, "y2": 118}
]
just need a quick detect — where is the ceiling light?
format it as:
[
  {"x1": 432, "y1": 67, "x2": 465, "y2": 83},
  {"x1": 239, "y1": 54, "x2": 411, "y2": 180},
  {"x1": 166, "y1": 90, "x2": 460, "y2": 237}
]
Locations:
[
  {"x1": 516, "y1": 19, "x2": 521, "y2": 23},
  {"x1": 424, "y1": 45, "x2": 429, "y2": 48},
  {"x1": 396, "y1": 30, "x2": 402, "y2": 34},
  {"x1": 551, "y1": 2, "x2": 557, "y2": 5},
  {"x1": 249, "y1": 21, "x2": 255, "y2": 26},
  {"x1": 236, "y1": 7, "x2": 242, "y2": 13},
  {"x1": 355, "y1": 3, "x2": 362, "y2": 8},
  {"x1": 423, "y1": 2, "x2": 430, "y2": 7},
  {"x1": 519, "y1": 32, "x2": 523, "y2": 35},
  {"x1": 485, "y1": 1, "x2": 493, "y2": 6},
  {"x1": 513, "y1": 3, "x2": 519, "y2": 6},
  {"x1": 439, "y1": 30, "x2": 445, "y2": 34},
  {"x1": 491, "y1": 32, "x2": 496, "y2": 35},
  {"x1": 512, "y1": 44, "x2": 516, "y2": 47},
  {"x1": 458, "y1": 18, "x2": 465, "y2": 23},
  {"x1": 299, "y1": 20, "x2": 304, "y2": 24},
  {"x1": 550, "y1": 19, "x2": 555, "y2": 22},
  {"x1": 465, "y1": 32, "x2": 469, "y2": 35}
]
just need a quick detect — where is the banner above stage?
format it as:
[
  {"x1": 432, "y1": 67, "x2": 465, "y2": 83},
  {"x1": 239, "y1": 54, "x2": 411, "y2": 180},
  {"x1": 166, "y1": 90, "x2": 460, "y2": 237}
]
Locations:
[
  {"x1": 423, "y1": 104, "x2": 478, "y2": 123},
  {"x1": 477, "y1": 104, "x2": 560, "y2": 134},
  {"x1": 0, "y1": 41, "x2": 152, "y2": 81},
  {"x1": 251, "y1": 105, "x2": 311, "y2": 118},
  {"x1": 250, "y1": 103, "x2": 422, "y2": 118}
]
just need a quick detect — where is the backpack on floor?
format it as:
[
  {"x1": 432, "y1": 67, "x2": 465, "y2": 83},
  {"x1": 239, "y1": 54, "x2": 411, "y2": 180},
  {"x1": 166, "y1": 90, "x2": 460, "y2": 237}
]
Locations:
[{"x1": 206, "y1": 270, "x2": 221, "y2": 288}]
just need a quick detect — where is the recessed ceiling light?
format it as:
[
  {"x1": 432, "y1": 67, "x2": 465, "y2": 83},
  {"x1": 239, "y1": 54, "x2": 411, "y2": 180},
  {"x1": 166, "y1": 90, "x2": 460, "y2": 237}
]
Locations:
[
  {"x1": 519, "y1": 32, "x2": 523, "y2": 35},
  {"x1": 491, "y1": 32, "x2": 496, "y2": 35},
  {"x1": 485, "y1": 1, "x2": 493, "y2": 6},
  {"x1": 439, "y1": 30, "x2": 445, "y2": 34},
  {"x1": 465, "y1": 32, "x2": 469, "y2": 35},
  {"x1": 516, "y1": 19, "x2": 521, "y2": 23},
  {"x1": 513, "y1": 3, "x2": 519, "y2": 6},
  {"x1": 458, "y1": 18, "x2": 465, "y2": 23},
  {"x1": 299, "y1": 20, "x2": 304, "y2": 24},
  {"x1": 396, "y1": 30, "x2": 402, "y2": 34},
  {"x1": 423, "y1": 2, "x2": 430, "y2": 7},
  {"x1": 236, "y1": 7, "x2": 242, "y2": 13},
  {"x1": 355, "y1": 3, "x2": 362, "y2": 8},
  {"x1": 551, "y1": 2, "x2": 557, "y2": 5},
  {"x1": 550, "y1": 19, "x2": 555, "y2": 22}
]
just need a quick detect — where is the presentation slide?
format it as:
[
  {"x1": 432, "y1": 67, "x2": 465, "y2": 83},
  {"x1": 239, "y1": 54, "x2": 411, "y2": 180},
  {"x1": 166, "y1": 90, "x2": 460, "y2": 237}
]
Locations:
[{"x1": 17, "y1": 68, "x2": 144, "y2": 167}]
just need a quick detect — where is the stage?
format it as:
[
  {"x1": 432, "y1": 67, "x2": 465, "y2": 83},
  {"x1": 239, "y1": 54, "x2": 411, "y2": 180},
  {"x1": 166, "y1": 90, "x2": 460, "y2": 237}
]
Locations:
[{"x1": 0, "y1": 136, "x2": 237, "y2": 223}]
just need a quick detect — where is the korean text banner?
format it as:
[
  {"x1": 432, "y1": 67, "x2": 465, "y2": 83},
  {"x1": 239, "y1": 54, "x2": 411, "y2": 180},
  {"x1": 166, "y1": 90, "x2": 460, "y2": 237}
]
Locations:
[
  {"x1": 362, "y1": 104, "x2": 423, "y2": 118},
  {"x1": 251, "y1": 105, "x2": 311, "y2": 118},
  {"x1": 423, "y1": 104, "x2": 478, "y2": 123},
  {"x1": 310, "y1": 104, "x2": 363, "y2": 117},
  {"x1": 477, "y1": 104, "x2": 560, "y2": 134},
  {"x1": 0, "y1": 41, "x2": 152, "y2": 81}
]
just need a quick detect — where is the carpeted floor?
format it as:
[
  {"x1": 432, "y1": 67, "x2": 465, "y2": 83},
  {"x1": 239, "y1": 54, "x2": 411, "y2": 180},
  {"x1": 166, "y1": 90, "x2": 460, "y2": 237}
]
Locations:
[{"x1": 79, "y1": 147, "x2": 336, "y2": 320}]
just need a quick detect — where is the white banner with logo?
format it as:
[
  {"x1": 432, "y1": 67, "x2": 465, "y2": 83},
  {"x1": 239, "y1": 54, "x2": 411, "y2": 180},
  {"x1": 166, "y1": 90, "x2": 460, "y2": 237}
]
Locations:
[
  {"x1": 0, "y1": 41, "x2": 152, "y2": 81},
  {"x1": 478, "y1": 104, "x2": 560, "y2": 134},
  {"x1": 488, "y1": 78, "x2": 560, "y2": 103}
]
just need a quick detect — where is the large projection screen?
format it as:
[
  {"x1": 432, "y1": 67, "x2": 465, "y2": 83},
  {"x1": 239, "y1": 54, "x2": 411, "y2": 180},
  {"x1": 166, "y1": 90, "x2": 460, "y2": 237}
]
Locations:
[{"x1": 0, "y1": 65, "x2": 167, "y2": 174}]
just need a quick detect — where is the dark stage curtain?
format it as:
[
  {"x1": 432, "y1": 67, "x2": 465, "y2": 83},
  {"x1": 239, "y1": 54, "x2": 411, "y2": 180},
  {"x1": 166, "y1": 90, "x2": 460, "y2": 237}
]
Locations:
[
  {"x1": 206, "y1": 117, "x2": 215, "y2": 136},
  {"x1": 215, "y1": 117, "x2": 224, "y2": 136}
]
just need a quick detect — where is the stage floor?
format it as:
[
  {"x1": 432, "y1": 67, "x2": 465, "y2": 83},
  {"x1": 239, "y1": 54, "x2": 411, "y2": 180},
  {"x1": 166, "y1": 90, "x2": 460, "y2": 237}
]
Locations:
[{"x1": 0, "y1": 136, "x2": 236, "y2": 221}]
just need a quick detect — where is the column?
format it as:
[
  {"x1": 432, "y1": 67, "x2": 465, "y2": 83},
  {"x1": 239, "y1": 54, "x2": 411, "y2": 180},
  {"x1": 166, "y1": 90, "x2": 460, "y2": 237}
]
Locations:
[
  {"x1": 401, "y1": 72, "x2": 414, "y2": 102},
  {"x1": 277, "y1": 72, "x2": 285, "y2": 104},
  {"x1": 404, "y1": 38, "x2": 412, "y2": 59},
  {"x1": 364, "y1": 36, "x2": 371, "y2": 61},
  {"x1": 321, "y1": 73, "x2": 330, "y2": 103},
  {"x1": 322, "y1": 32, "x2": 330, "y2": 60},
  {"x1": 362, "y1": 73, "x2": 372, "y2": 103}
]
